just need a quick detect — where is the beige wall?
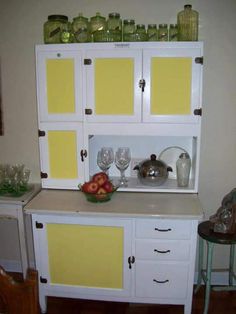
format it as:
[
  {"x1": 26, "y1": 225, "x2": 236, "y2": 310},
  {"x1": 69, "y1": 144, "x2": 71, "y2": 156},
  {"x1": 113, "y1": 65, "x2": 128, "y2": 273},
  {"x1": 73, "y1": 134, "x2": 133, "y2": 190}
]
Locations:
[{"x1": 0, "y1": 0, "x2": 236, "y2": 268}]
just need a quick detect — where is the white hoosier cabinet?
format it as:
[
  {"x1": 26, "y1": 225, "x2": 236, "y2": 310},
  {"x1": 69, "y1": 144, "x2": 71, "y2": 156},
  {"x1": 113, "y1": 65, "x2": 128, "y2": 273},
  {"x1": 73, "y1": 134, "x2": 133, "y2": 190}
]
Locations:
[{"x1": 29, "y1": 41, "x2": 204, "y2": 313}]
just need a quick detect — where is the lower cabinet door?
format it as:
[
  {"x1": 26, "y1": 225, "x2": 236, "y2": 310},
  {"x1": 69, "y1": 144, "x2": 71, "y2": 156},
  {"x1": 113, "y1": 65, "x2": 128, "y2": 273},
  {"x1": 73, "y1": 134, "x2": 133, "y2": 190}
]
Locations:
[
  {"x1": 135, "y1": 261, "x2": 189, "y2": 299},
  {"x1": 32, "y1": 215, "x2": 132, "y2": 297}
]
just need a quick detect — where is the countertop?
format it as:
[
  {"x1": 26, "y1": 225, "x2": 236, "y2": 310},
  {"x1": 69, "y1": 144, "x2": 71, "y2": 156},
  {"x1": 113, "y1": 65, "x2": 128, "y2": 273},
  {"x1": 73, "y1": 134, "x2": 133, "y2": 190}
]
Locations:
[
  {"x1": 0, "y1": 184, "x2": 41, "y2": 206},
  {"x1": 24, "y1": 189, "x2": 203, "y2": 219}
]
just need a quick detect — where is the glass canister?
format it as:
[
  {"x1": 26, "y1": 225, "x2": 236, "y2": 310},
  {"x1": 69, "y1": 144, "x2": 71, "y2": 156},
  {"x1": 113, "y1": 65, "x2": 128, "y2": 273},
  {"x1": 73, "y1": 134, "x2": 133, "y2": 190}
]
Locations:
[
  {"x1": 147, "y1": 24, "x2": 158, "y2": 41},
  {"x1": 44, "y1": 15, "x2": 69, "y2": 44},
  {"x1": 177, "y1": 4, "x2": 199, "y2": 41},
  {"x1": 61, "y1": 22, "x2": 73, "y2": 43},
  {"x1": 135, "y1": 24, "x2": 147, "y2": 41},
  {"x1": 169, "y1": 24, "x2": 178, "y2": 41},
  {"x1": 158, "y1": 23, "x2": 168, "y2": 41},
  {"x1": 72, "y1": 13, "x2": 91, "y2": 43},
  {"x1": 123, "y1": 19, "x2": 135, "y2": 41},
  {"x1": 107, "y1": 12, "x2": 122, "y2": 42},
  {"x1": 176, "y1": 152, "x2": 191, "y2": 187},
  {"x1": 90, "y1": 12, "x2": 106, "y2": 41}
]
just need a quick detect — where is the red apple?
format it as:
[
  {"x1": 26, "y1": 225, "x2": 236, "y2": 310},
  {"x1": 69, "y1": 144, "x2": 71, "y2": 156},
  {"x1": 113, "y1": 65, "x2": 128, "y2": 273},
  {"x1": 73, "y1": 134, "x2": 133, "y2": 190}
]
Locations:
[
  {"x1": 97, "y1": 187, "x2": 107, "y2": 194},
  {"x1": 82, "y1": 181, "x2": 99, "y2": 194},
  {"x1": 96, "y1": 187, "x2": 107, "y2": 200},
  {"x1": 102, "y1": 181, "x2": 113, "y2": 193},
  {"x1": 92, "y1": 172, "x2": 109, "y2": 186}
]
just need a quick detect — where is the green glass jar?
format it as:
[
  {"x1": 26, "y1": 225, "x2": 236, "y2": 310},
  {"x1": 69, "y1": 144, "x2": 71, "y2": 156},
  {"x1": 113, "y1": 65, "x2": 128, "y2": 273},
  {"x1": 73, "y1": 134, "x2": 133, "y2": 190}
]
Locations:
[
  {"x1": 147, "y1": 24, "x2": 158, "y2": 41},
  {"x1": 72, "y1": 13, "x2": 91, "y2": 43},
  {"x1": 90, "y1": 12, "x2": 106, "y2": 41},
  {"x1": 177, "y1": 4, "x2": 199, "y2": 41},
  {"x1": 135, "y1": 24, "x2": 147, "y2": 41},
  {"x1": 44, "y1": 15, "x2": 69, "y2": 44},
  {"x1": 169, "y1": 24, "x2": 178, "y2": 41},
  {"x1": 107, "y1": 12, "x2": 122, "y2": 41},
  {"x1": 123, "y1": 19, "x2": 135, "y2": 41},
  {"x1": 61, "y1": 22, "x2": 73, "y2": 43},
  {"x1": 158, "y1": 23, "x2": 168, "y2": 41}
]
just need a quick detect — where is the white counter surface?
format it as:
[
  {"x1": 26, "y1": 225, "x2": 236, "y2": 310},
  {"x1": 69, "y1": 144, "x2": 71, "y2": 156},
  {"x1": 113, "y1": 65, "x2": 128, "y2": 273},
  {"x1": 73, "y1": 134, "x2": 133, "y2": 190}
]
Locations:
[{"x1": 24, "y1": 189, "x2": 203, "y2": 219}]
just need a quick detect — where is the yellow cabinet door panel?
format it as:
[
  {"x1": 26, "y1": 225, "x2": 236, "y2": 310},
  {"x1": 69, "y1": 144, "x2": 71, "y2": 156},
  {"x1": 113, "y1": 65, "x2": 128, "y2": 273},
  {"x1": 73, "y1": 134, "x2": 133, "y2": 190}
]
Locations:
[
  {"x1": 46, "y1": 59, "x2": 75, "y2": 114},
  {"x1": 47, "y1": 224, "x2": 124, "y2": 288},
  {"x1": 48, "y1": 130, "x2": 78, "y2": 179},
  {"x1": 151, "y1": 57, "x2": 192, "y2": 115},
  {"x1": 95, "y1": 58, "x2": 134, "y2": 115}
]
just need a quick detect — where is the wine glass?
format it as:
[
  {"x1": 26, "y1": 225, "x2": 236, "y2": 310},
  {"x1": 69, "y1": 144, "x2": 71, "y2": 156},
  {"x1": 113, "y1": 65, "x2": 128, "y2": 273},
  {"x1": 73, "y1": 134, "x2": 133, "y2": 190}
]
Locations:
[
  {"x1": 97, "y1": 147, "x2": 114, "y2": 175},
  {"x1": 115, "y1": 147, "x2": 131, "y2": 187}
]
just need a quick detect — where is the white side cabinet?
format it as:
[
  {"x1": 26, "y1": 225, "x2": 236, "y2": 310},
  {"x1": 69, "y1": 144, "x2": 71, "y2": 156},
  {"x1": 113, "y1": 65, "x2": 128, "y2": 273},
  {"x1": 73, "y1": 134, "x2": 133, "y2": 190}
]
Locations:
[
  {"x1": 25, "y1": 190, "x2": 203, "y2": 314},
  {"x1": 0, "y1": 184, "x2": 41, "y2": 278}
]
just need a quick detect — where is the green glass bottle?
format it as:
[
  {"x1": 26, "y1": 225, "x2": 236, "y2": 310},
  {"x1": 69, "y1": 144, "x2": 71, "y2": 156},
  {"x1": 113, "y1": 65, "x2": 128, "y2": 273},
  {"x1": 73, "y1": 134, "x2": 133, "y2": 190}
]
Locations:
[{"x1": 177, "y1": 4, "x2": 199, "y2": 41}]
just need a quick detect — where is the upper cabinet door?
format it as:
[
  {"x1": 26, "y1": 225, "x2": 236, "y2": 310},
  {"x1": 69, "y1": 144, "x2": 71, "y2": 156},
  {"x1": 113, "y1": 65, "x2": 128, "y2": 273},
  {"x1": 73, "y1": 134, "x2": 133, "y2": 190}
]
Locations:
[
  {"x1": 142, "y1": 46, "x2": 203, "y2": 124},
  {"x1": 36, "y1": 49, "x2": 83, "y2": 122},
  {"x1": 38, "y1": 122, "x2": 86, "y2": 189},
  {"x1": 84, "y1": 49, "x2": 142, "y2": 123}
]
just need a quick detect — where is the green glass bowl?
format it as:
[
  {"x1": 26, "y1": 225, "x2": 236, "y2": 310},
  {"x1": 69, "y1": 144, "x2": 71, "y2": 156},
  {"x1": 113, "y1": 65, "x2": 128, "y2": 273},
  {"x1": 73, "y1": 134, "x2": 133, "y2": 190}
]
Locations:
[
  {"x1": 78, "y1": 184, "x2": 117, "y2": 203},
  {"x1": 83, "y1": 191, "x2": 114, "y2": 203}
]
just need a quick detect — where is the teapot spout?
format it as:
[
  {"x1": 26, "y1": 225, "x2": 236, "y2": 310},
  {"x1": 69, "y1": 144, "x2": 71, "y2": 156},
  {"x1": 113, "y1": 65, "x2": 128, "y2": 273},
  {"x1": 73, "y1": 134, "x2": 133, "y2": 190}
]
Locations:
[{"x1": 133, "y1": 165, "x2": 140, "y2": 171}]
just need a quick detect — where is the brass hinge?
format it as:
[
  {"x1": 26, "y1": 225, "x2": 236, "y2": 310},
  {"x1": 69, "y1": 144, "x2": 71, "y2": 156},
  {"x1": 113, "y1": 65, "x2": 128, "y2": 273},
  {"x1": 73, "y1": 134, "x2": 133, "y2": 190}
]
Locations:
[
  {"x1": 194, "y1": 108, "x2": 202, "y2": 116},
  {"x1": 40, "y1": 276, "x2": 47, "y2": 284},
  {"x1": 85, "y1": 108, "x2": 93, "y2": 115},
  {"x1": 35, "y1": 221, "x2": 43, "y2": 229},
  {"x1": 40, "y1": 172, "x2": 48, "y2": 179},
  {"x1": 195, "y1": 57, "x2": 203, "y2": 65},
  {"x1": 84, "y1": 58, "x2": 92, "y2": 65},
  {"x1": 38, "y1": 130, "x2": 46, "y2": 137}
]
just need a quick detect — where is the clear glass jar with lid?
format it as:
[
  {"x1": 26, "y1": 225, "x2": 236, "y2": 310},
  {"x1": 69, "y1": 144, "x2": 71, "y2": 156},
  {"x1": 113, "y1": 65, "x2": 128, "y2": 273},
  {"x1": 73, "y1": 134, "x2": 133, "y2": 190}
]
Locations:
[
  {"x1": 135, "y1": 24, "x2": 147, "y2": 41},
  {"x1": 90, "y1": 12, "x2": 106, "y2": 41},
  {"x1": 107, "y1": 12, "x2": 122, "y2": 41},
  {"x1": 147, "y1": 24, "x2": 158, "y2": 41},
  {"x1": 72, "y1": 13, "x2": 91, "y2": 43},
  {"x1": 123, "y1": 19, "x2": 135, "y2": 41},
  {"x1": 176, "y1": 152, "x2": 191, "y2": 187},
  {"x1": 177, "y1": 4, "x2": 199, "y2": 41},
  {"x1": 44, "y1": 15, "x2": 69, "y2": 44}
]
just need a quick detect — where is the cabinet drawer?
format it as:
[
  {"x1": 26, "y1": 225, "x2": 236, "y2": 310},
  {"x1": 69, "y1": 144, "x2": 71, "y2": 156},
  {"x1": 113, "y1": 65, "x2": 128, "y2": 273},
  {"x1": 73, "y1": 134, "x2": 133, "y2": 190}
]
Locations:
[
  {"x1": 135, "y1": 219, "x2": 191, "y2": 239},
  {"x1": 135, "y1": 261, "x2": 189, "y2": 299},
  {"x1": 135, "y1": 239, "x2": 190, "y2": 261}
]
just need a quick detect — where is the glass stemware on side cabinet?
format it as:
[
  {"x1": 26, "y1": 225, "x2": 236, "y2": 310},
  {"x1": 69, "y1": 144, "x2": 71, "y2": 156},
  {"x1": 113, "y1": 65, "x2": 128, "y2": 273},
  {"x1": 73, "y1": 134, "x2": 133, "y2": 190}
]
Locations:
[
  {"x1": 115, "y1": 147, "x2": 131, "y2": 187},
  {"x1": 97, "y1": 147, "x2": 114, "y2": 176}
]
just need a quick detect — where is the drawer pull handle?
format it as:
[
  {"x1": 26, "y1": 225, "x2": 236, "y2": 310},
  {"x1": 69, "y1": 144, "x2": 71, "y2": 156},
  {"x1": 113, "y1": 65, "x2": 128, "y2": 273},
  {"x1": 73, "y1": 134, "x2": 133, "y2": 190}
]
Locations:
[
  {"x1": 154, "y1": 228, "x2": 172, "y2": 232},
  {"x1": 153, "y1": 279, "x2": 169, "y2": 284},
  {"x1": 154, "y1": 249, "x2": 170, "y2": 254}
]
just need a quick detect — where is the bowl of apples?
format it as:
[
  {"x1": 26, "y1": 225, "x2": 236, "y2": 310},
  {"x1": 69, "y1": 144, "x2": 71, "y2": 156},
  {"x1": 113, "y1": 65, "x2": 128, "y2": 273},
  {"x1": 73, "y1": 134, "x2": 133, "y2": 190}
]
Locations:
[{"x1": 78, "y1": 172, "x2": 118, "y2": 203}]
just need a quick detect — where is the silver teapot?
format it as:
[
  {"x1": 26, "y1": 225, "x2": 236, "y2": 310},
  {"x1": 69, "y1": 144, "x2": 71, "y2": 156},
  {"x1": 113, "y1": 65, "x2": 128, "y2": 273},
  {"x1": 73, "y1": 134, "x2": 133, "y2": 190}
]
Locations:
[{"x1": 133, "y1": 154, "x2": 172, "y2": 186}]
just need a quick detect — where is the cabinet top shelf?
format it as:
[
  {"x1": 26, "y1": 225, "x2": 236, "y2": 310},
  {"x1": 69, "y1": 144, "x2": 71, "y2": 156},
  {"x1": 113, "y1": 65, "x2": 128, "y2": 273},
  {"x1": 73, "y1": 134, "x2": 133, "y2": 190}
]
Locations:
[
  {"x1": 24, "y1": 189, "x2": 203, "y2": 220},
  {"x1": 36, "y1": 41, "x2": 204, "y2": 52}
]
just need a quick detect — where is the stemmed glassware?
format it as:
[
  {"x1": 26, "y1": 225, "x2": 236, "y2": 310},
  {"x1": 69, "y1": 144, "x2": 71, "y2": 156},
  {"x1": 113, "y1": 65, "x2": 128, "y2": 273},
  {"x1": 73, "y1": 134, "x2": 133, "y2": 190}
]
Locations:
[
  {"x1": 97, "y1": 147, "x2": 114, "y2": 175},
  {"x1": 115, "y1": 147, "x2": 131, "y2": 187}
]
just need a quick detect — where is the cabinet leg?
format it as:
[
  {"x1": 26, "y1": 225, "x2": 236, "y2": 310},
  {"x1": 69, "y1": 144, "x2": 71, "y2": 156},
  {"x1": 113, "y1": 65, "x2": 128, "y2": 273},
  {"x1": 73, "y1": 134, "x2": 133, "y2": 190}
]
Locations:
[
  {"x1": 184, "y1": 300, "x2": 192, "y2": 314},
  {"x1": 39, "y1": 293, "x2": 47, "y2": 314}
]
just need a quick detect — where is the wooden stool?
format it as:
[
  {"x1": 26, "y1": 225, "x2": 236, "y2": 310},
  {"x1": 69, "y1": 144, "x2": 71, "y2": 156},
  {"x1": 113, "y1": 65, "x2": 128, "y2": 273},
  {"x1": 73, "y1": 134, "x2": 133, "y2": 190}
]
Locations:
[{"x1": 195, "y1": 220, "x2": 236, "y2": 314}]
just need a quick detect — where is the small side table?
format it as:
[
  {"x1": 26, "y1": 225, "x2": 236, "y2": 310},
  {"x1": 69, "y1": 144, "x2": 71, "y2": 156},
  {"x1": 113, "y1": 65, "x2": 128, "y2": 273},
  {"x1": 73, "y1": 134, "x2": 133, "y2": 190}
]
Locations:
[
  {"x1": 195, "y1": 220, "x2": 236, "y2": 314},
  {"x1": 0, "y1": 184, "x2": 41, "y2": 278}
]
